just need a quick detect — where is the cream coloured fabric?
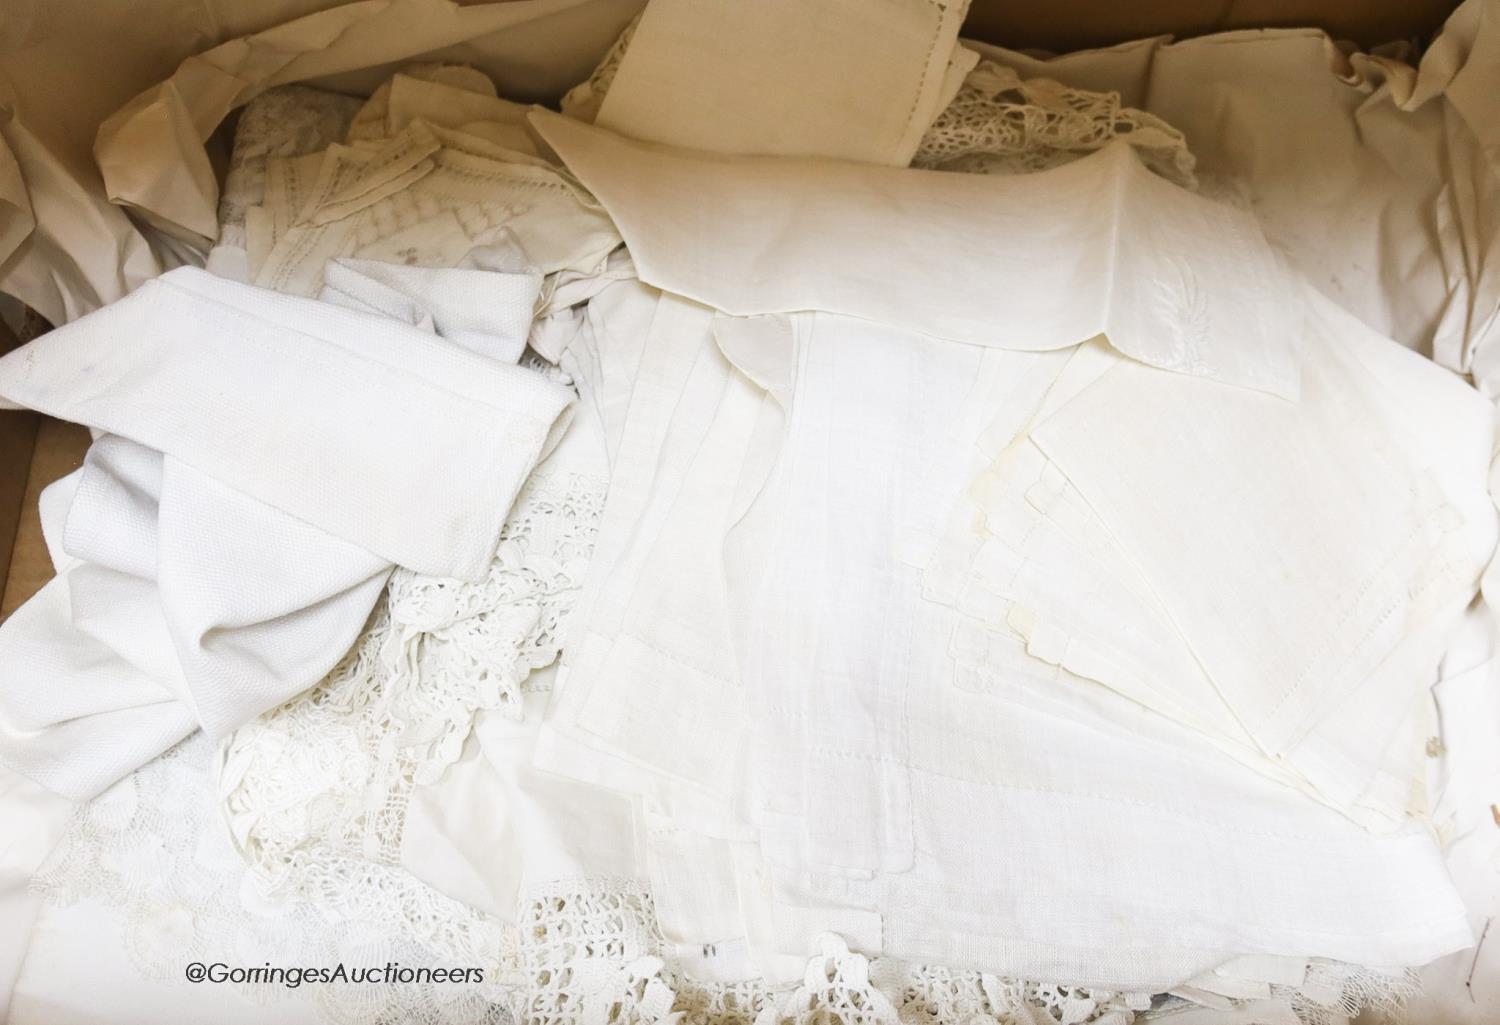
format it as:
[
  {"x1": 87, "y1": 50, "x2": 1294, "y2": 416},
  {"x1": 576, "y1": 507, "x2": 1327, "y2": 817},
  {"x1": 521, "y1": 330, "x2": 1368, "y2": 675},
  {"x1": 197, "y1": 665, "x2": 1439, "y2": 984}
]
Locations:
[
  {"x1": 969, "y1": 4, "x2": 1500, "y2": 392},
  {"x1": 925, "y1": 303, "x2": 1494, "y2": 827},
  {"x1": 357, "y1": 70, "x2": 540, "y2": 155},
  {"x1": 594, "y1": 0, "x2": 971, "y2": 166},
  {"x1": 722, "y1": 310, "x2": 1475, "y2": 986},
  {"x1": 534, "y1": 111, "x2": 1495, "y2": 990},
  {"x1": 530, "y1": 111, "x2": 1300, "y2": 399},
  {"x1": 1016, "y1": 294, "x2": 1493, "y2": 818},
  {"x1": 537, "y1": 288, "x2": 756, "y2": 826},
  {"x1": 563, "y1": 2, "x2": 1500, "y2": 394}
]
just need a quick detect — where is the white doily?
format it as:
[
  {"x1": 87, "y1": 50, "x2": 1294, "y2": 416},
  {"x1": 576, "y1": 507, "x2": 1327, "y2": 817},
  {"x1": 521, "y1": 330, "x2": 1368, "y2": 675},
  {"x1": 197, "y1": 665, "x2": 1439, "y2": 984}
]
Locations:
[{"x1": 508, "y1": 884, "x2": 1417, "y2": 1025}]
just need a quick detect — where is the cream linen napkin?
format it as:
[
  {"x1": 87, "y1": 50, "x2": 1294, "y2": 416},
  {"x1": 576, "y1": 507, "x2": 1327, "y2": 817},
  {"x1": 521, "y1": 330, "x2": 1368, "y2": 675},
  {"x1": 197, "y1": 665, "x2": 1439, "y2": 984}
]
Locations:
[
  {"x1": 595, "y1": 0, "x2": 972, "y2": 166},
  {"x1": 1022, "y1": 288, "x2": 1495, "y2": 817}
]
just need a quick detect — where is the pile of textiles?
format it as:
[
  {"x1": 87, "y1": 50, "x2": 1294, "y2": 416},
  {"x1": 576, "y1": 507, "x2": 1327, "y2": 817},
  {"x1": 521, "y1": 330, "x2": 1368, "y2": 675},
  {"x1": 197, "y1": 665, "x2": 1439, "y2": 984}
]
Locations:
[{"x1": 1, "y1": 2, "x2": 1500, "y2": 1024}]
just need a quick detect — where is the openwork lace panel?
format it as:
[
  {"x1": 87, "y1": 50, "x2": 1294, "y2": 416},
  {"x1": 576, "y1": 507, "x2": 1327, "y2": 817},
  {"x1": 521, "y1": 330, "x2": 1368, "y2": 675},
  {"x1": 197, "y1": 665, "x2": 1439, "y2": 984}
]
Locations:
[
  {"x1": 911, "y1": 62, "x2": 1196, "y2": 186},
  {"x1": 33, "y1": 771, "x2": 1412, "y2": 1025},
  {"x1": 29, "y1": 422, "x2": 1412, "y2": 1023},
  {"x1": 221, "y1": 459, "x2": 609, "y2": 881}
]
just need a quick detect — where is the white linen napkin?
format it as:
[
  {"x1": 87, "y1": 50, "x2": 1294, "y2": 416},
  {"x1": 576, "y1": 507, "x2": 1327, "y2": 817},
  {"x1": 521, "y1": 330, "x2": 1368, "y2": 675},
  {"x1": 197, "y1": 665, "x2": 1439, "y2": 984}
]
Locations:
[
  {"x1": 0, "y1": 266, "x2": 572, "y2": 798},
  {"x1": 0, "y1": 267, "x2": 573, "y2": 580}
]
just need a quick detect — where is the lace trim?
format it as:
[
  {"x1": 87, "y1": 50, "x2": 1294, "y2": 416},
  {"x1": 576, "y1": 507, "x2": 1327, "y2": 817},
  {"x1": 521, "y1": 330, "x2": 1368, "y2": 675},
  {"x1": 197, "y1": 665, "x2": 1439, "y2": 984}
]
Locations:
[
  {"x1": 513, "y1": 879, "x2": 1154, "y2": 1025},
  {"x1": 559, "y1": 14, "x2": 641, "y2": 124},
  {"x1": 221, "y1": 462, "x2": 606, "y2": 881},
  {"x1": 33, "y1": 765, "x2": 1418, "y2": 1025},
  {"x1": 511, "y1": 881, "x2": 1420, "y2": 1025},
  {"x1": 381, "y1": 467, "x2": 607, "y2": 783},
  {"x1": 564, "y1": 25, "x2": 1195, "y2": 187},
  {"x1": 912, "y1": 62, "x2": 1197, "y2": 187}
]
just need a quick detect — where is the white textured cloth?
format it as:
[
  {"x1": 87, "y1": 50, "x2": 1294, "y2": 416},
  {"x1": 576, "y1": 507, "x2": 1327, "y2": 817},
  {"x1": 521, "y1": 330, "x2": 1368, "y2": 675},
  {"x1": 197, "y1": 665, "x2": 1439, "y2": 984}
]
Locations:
[
  {"x1": 0, "y1": 437, "x2": 389, "y2": 799},
  {"x1": 319, "y1": 258, "x2": 542, "y2": 363},
  {"x1": 350, "y1": 69, "x2": 540, "y2": 156},
  {"x1": 0, "y1": 266, "x2": 571, "y2": 798},
  {"x1": 0, "y1": 267, "x2": 572, "y2": 579}
]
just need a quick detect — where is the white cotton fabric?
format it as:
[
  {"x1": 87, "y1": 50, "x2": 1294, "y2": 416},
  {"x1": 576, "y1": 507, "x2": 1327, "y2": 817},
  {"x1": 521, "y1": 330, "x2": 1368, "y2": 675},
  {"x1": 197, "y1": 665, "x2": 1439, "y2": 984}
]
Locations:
[
  {"x1": 248, "y1": 117, "x2": 621, "y2": 299},
  {"x1": 399, "y1": 692, "x2": 644, "y2": 925},
  {"x1": 319, "y1": 258, "x2": 542, "y2": 363},
  {"x1": 720, "y1": 310, "x2": 1474, "y2": 986},
  {"x1": 923, "y1": 306, "x2": 1494, "y2": 827},
  {"x1": 536, "y1": 112, "x2": 1493, "y2": 988},
  {"x1": 0, "y1": 436, "x2": 390, "y2": 799},
  {"x1": 967, "y1": 3, "x2": 1500, "y2": 393},
  {"x1": 1018, "y1": 293, "x2": 1494, "y2": 819},
  {"x1": 0, "y1": 267, "x2": 572, "y2": 580},
  {"x1": 530, "y1": 111, "x2": 1300, "y2": 400},
  {"x1": 0, "y1": 265, "x2": 572, "y2": 798},
  {"x1": 595, "y1": 0, "x2": 971, "y2": 166}
]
